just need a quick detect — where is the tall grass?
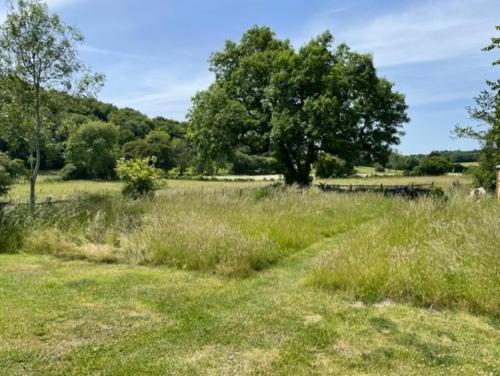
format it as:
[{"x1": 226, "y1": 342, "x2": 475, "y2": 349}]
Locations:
[
  {"x1": 12, "y1": 187, "x2": 392, "y2": 276},
  {"x1": 121, "y1": 187, "x2": 391, "y2": 275},
  {"x1": 0, "y1": 205, "x2": 25, "y2": 253},
  {"x1": 309, "y1": 194, "x2": 500, "y2": 315}
]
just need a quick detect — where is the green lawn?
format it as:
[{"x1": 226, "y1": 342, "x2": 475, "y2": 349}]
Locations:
[{"x1": 1, "y1": 227, "x2": 498, "y2": 375}]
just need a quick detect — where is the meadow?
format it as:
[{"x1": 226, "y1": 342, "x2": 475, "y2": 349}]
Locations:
[
  {"x1": 6, "y1": 171, "x2": 472, "y2": 203},
  {"x1": 1, "y1": 175, "x2": 499, "y2": 375}
]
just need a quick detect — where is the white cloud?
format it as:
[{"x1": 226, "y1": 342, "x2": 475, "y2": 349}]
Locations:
[
  {"x1": 297, "y1": 0, "x2": 499, "y2": 67},
  {"x1": 104, "y1": 71, "x2": 214, "y2": 120},
  {"x1": 81, "y1": 45, "x2": 160, "y2": 61}
]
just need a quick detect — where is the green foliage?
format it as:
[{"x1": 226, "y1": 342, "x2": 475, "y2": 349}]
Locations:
[
  {"x1": 109, "y1": 107, "x2": 153, "y2": 139},
  {"x1": 170, "y1": 138, "x2": 193, "y2": 175},
  {"x1": 414, "y1": 156, "x2": 453, "y2": 176},
  {"x1": 65, "y1": 121, "x2": 119, "y2": 179},
  {"x1": 437, "y1": 150, "x2": 481, "y2": 163},
  {"x1": 455, "y1": 26, "x2": 499, "y2": 190},
  {"x1": 231, "y1": 151, "x2": 279, "y2": 175},
  {"x1": 189, "y1": 26, "x2": 409, "y2": 185},
  {"x1": 452, "y1": 163, "x2": 467, "y2": 174},
  {"x1": 121, "y1": 130, "x2": 174, "y2": 171},
  {"x1": 315, "y1": 154, "x2": 353, "y2": 178},
  {"x1": 59, "y1": 163, "x2": 78, "y2": 181},
  {"x1": 373, "y1": 163, "x2": 386, "y2": 173},
  {"x1": 0, "y1": 152, "x2": 25, "y2": 196},
  {"x1": 116, "y1": 157, "x2": 162, "y2": 198}
]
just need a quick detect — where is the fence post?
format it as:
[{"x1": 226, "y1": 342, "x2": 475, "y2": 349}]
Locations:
[{"x1": 496, "y1": 165, "x2": 500, "y2": 201}]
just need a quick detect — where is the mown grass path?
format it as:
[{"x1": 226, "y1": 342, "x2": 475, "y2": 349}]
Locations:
[{"x1": 1, "y1": 219, "x2": 499, "y2": 375}]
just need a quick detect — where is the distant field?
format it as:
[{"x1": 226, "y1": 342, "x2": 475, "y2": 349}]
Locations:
[
  {"x1": 355, "y1": 166, "x2": 403, "y2": 176},
  {"x1": 8, "y1": 177, "x2": 268, "y2": 203},
  {"x1": 461, "y1": 162, "x2": 480, "y2": 168}
]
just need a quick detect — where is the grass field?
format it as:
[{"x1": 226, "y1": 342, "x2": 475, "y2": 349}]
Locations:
[
  {"x1": 7, "y1": 173, "x2": 472, "y2": 203},
  {"x1": 1, "y1": 176, "x2": 499, "y2": 374}
]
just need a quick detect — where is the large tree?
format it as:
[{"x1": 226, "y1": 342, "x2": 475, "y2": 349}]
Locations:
[
  {"x1": 188, "y1": 27, "x2": 409, "y2": 185},
  {"x1": 0, "y1": 0, "x2": 103, "y2": 207},
  {"x1": 456, "y1": 26, "x2": 499, "y2": 190}
]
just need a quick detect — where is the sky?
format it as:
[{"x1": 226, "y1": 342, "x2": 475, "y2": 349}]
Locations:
[{"x1": 1, "y1": 0, "x2": 499, "y2": 154}]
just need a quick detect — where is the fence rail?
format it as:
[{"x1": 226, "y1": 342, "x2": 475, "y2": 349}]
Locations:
[{"x1": 317, "y1": 183, "x2": 435, "y2": 198}]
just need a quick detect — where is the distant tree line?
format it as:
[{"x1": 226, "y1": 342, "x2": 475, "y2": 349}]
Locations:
[{"x1": 384, "y1": 150, "x2": 480, "y2": 176}]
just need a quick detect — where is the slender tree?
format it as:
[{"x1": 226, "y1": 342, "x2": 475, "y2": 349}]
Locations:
[
  {"x1": 456, "y1": 26, "x2": 499, "y2": 189},
  {"x1": 0, "y1": 0, "x2": 103, "y2": 207}
]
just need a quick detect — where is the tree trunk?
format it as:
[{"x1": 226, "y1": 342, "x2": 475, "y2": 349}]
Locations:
[
  {"x1": 29, "y1": 85, "x2": 41, "y2": 210},
  {"x1": 279, "y1": 144, "x2": 312, "y2": 187}
]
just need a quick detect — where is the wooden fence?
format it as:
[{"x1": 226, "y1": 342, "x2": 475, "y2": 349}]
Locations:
[{"x1": 317, "y1": 183, "x2": 435, "y2": 198}]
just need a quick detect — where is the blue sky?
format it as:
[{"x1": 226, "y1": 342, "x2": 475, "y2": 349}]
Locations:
[{"x1": 1, "y1": 0, "x2": 499, "y2": 154}]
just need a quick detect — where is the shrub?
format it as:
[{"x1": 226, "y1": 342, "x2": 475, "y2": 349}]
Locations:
[
  {"x1": 60, "y1": 163, "x2": 78, "y2": 181},
  {"x1": 116, "y1": 157, "x2": 162, "y2": 198},
  {"x1": 452, "y1": 163, "x2": 467, "y2": 174},
  {"x1": 231, "y1": 151, "x2": 279, "y2": 175},
  {"x1": 414, "y1": 156, "x2": 453, "y2": 176},
  {"x1": 0, "y1": 153, "x2": 25, "y2": 196},
  {"x1": 315, "y1": 154, "x2": 354, "y2": 178},
  {"x1": 374, "y1": 163, "x2": 386, "y2": 173},
  {"x1": 66, "y1": 121, "x2": 119, "y2": 179}
]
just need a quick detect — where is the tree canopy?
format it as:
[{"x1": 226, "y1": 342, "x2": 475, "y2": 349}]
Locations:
[{"x1": 188, "y1": 26, "x2": 409, "y2": 185}]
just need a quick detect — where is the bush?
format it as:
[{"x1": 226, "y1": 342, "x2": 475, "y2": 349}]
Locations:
[
  {"x1": 452, "y1": 163, "x2": 467, "y2": 174},
  {"x1": 0, "y1": 153, "x2": 25, "y2": 196},
  {"x1": 66, "y1": 121, "x2": 119, "y2": 179},
  {"x1": 116, "y1": 157, "x2": 162, "y2": 198},
  {"x1": 231, "y1": 151, "x2": 279, "y2": 175},
  {"x1": 315, "y1": 154, "x2": 354, "y2": 178},
  {"x1": 414, "y1": 156, "x2": 453, "y2": 176},
  {"x1": 374, "y1": 163, "x2": 386, "y2": 173},
  {"x1": 60, "y1": 163, "x2": 78, "y2": 181}
]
